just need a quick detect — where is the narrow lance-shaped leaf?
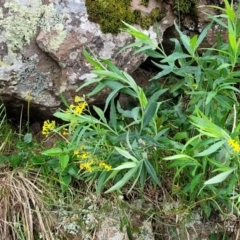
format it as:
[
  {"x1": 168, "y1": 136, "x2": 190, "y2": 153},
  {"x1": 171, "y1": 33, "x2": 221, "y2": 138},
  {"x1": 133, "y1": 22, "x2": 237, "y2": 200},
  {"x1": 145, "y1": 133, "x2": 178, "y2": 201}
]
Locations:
[
  {"x1": 93, "y1": 106, "x2": 107, "y2": 124},
  {"x1": 204, "y1": 168, "x2": 235, "y2": 185},
  {"x1": 115, "y1": 147, "x2": 139, "y2": 163},
  {"x1": 105, "y1": 167, "x2": 138, "y2": 193},
  {"x1": 195, "y1": 23, "x2": 212, "y2": 49},
  {"x1": 174, "y1": 21, "x2": 191, "y2": 54},
  {"x1": 144, "y1": 160, "x2": 160, "y2": 186},
  {"x1": 142, "y1": 102, "x2": 157, "y2": 128},
  {"x1": 113, "y1": 162, "x2": 137, "y2": 170},
  {"x1": 194, "y1": 140, "x2": 225, "y2": 157},
  {"x1": 83, "y1": 49, "x2": 104, "y2": 70}
]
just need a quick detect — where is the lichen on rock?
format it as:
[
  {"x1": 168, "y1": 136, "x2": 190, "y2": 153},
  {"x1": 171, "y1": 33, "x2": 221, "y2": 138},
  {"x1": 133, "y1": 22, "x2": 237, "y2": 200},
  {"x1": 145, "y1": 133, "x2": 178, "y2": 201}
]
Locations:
[
  {"x1": 0, "y1": 0, "x2": 68, "y2": 53},
  {"x1": 0, "y1": 0, "x2": 43, "y2": 51}
]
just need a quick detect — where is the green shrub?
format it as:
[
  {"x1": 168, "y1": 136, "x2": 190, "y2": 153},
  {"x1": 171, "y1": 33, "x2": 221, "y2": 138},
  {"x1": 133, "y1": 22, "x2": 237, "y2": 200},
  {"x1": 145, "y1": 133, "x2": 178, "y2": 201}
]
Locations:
[{"x1": 42, "y1": 0, "x2": 240, "y2": 217}]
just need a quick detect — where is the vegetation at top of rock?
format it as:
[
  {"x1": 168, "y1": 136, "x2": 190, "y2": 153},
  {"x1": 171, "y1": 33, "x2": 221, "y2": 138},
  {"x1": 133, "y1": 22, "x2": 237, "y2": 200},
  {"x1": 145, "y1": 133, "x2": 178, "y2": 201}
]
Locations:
[
  {"x1": 173, "y1": 0, "x2": 198, "y2": 14},
  {"x1": 85, "y1": 0, "x2": 164, "y2": 33},
  {"x1": 85, "y1": 0, "x2": 198, "y2": 33}
]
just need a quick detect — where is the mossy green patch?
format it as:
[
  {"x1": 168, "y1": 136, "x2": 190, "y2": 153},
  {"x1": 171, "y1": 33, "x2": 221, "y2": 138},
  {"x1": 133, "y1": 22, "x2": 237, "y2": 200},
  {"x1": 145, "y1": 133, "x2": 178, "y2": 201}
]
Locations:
[
  {"x1": 173, "y1": 0, "x2": 197, "y2": 14},
  {"x1": 85, "y1": 0, "x2": 164, "y2": 34}
]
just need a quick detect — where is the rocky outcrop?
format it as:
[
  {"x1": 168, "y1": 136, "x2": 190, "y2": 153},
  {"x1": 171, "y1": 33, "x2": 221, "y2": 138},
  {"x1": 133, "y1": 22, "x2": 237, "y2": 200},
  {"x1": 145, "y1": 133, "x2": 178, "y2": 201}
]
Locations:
[
  {"x1": 0, "y1": 0, "x2": 235, "y2": 120},
  {"x1": 0, "y1": 0, "x2": 175, "y2": 120}
]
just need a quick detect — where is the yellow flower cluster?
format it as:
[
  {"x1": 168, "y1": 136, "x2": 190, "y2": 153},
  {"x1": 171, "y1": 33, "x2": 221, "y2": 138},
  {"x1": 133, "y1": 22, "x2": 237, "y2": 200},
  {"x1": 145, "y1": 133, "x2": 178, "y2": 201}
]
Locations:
[
  {"x1": 228, "y1": 139, "x2": 240, "y2": 153},
  {"x1": 99, "y1": 162, "x2": 112, "y2": 171},
  {"x1": 80, "y1": 162, "x2": 94, "y2": 172},
  {"x1": 69, "y1": 96, "x2": 88, "y2": 115},
  {"x1": 42, "y1": 120, "x2": 56, "y2": 136},
  {"x1": 62, "y1": 128, "x2": 68, "y2": 136},
  {"x1": 74, "y1": 148, "x2": 89, "y2": 160},
  {"x1": 73, "y1": 146, "x2": 112, "y2": 173}
]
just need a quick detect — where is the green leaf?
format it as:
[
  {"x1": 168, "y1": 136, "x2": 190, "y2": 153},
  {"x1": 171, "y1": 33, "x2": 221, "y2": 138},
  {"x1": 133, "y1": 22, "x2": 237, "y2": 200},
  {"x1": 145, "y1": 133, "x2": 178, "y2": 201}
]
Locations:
[
  {"x1": 205, "y1": 13, "x2": 228, "y2": 29},
  {"x1": 190, "y1": 173, "x2": 203, "y2": 193},
  {"x1": 60, "y1": 175, "x2": 71, "y2": 192},
  {"x1": 76, "y1": 77, "x2": 102, "y2": 92},
  {"x1": 174, "y1": 21, "x2": 191, "y2": 54},
  {"x1": 138, "y1": 88, "x2": 148, "y2": 108},
  {"x1": 93, "y1": 106, "x2": 107, "y2": 124},
  {"x1": 42, "y1": 148, "x2": 63, "y2": 156},
  {"x1": 161, "y1": 52, "x2": 191, "y2": 63},
  {"x1": 60, "y1": 94, "x2": 70, "y2": 108},
  {"x1": 115, "y1": 147, "x2": 139, "y2": 163},
  {"x1": 229, "y1": 33, "x2": 237, "y2": 52},
  {"x1": 92, "y1": 70, "x2": 126, "y2": 82},
  {"x1": 104, "y1": 87, "x2": 122, "y2": 112},
  {"x1": 105, "y1": 167, "x2": 138, "y2": 193},
  {"x1": 164, "y1": 154, "x2": 197, "y2": 162},
  {"x1": 122, "y1": 21, "x2": 152, "y2": 41},
  {"x1": 173, "y1": 132, "x2": 188, "y2": 140},
  {"x1": 122, "y1": 71, "x2": 139, "y2": 92},
  {"x1": 54, "y1": 112, "x2": 74, "y2": 121},
  {"x1": 144, "y1": 160, "x2": 160, "y2": 185},
  {"x1": 194, "y1": 140, "x2": 225, "y2": 157},
  {"x1": 147, "y1": 88, "x2": 168, "y2": 105},
  {"x1": 24, "y1": 133, "x2": 32, "y2": 143},
  {"x1": 114, "y1": 162, "x2": 137, "y2": 170},
  {"x1": 117, "y1": 104, "x2": 140, "y2": 122},
  {"x1": 150, "y1": 64, "x2": 173, "y2": 79},
  {"x1": 134, "y1": 45, "x2": 155, "y2": 54},
  {"x1": 190, "y1": 35, "x2": 198, "y2": 53},
  {"x1": 104, "y1": 79, "x2": 125, "y2": 90},
  {"x1": 109, "y1": 98, "x2": 117, "y2": 130},
  {"x1": 101, "y1": 59, "x2": 123, "y2": 75},
  {"x1": 195, "y1": 23, "x2": 212, "y2": 49},
  {"x1": 60, "y1": 154, "x2": 69, "y2": 170},
  {"x1": 143, "y1": 102, "x2": 157, "y2": 128},
  {"x1": 190, "y1": 109, "x2": 230, "y2": 139},
  {"x1": 170, "y1": 79, "x2": 185, "y2": 92},
  {"x1": 204, "y1": 168, "x2": 235, "y2": 185},
  {"x1": 88, "y1": 82, "x2": 106, "y2": 97},
  {"x1": 225, "y1": 0, "x2": 235, "y2": 22},
  {"x1": 205, "y1": 91, "x2": 217, "y2": 105},
  {"x1": 217, "y1": 63, "x2": 231, "y2": 70},
  {"x1": 144, "y1": 49, "x2": 165, "y2": 58},
  {"x1": 83, "y1": 49, "x2": 104, "y2": 70}
]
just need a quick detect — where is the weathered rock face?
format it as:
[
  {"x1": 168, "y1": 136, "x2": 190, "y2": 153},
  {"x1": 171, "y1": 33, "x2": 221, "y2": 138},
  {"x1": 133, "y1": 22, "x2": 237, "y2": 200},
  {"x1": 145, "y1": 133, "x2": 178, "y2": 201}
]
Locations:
[
  {"x1": 0, "y1": 0, "x2": 175, "y2": 120},
  {"x1": 0, "y1": 0, "x2": 234, "y2": 121}
]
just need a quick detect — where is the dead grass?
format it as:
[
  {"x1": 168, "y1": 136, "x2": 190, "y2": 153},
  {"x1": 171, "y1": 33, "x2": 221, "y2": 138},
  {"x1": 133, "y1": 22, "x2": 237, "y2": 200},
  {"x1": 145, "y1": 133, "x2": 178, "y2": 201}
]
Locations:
[{"x1": 0, "y1": 166, "x2": 55, "y2": 240}]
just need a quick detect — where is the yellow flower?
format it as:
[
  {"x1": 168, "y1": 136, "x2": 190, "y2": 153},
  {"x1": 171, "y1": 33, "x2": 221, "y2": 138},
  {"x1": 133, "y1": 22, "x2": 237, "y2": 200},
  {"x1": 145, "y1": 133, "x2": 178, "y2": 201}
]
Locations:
[
  {"x1": 74, "y1": 95, "x2": 85, "y2": 103},
  {"x1": 74, "y1": 150, "x2": 79, "y2": 156},
  {"x1": 73, "y1": 102, "x2": 88, "y2": 115},
  {"x1": 99, "y1": 162, "x2": 112, "y2": 171},
  {"x1": 42, "y1": 120, "x2": 56, "y2": 136},
  {"x1": 62, "y1": 128, "x2": 68, "y2": 136},
  {"x1": 69, "y1": 104, "x2": 75, "y2": 110},
  {"x1": 80, "y1": 152, "x2": 89, "y2": 160},
  {"x1": 228, "y1": 139, "x2": 240, "y2": 153},
  {"x1": 80, "y1": 162, "x2": 93, "y2": 172}
]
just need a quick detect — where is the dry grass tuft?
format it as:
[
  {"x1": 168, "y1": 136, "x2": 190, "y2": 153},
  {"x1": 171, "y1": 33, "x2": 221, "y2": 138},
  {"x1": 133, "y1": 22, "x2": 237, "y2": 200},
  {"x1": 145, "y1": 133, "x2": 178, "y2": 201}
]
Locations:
[{"x1": 0, "y1": 167, "x2": 55, "y2": 240}]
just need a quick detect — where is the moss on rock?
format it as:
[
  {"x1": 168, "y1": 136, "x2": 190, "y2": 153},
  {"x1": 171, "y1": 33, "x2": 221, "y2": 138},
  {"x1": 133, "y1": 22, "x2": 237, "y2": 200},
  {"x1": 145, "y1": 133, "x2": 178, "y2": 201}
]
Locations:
[
  {"x1": 85, "y1": 0, "x2": 164, "y2": 34},
  {"x1": 173, "y1": 0, "x2": 197, "y2": 14}
]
